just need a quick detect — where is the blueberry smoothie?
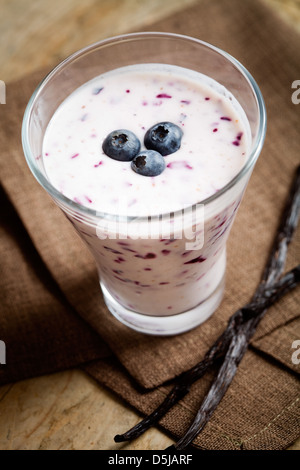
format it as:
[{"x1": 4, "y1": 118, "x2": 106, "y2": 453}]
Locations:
[{"x1": 42, "y1": 64, "x2": 250, "y2": 328}]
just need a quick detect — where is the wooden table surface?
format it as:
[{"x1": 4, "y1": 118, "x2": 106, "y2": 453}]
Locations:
[{"x1": 0, "y1": 0, "x2": 299, "y2": 451}]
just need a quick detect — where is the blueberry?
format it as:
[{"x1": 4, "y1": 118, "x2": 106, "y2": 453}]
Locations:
[
  {"x1": 144, "y1": 122, "x2": 183, "y2": 156},
  {"x1": 131, "y1": 150, "x2": 165, "y2": 177},
  {"x1": 102, "y1": 129, "x2": 140, "y2": 161}
]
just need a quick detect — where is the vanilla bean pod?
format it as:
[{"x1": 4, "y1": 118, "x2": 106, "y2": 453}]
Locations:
[
  {"x1": 243, "y1": 265, "x2": 300, "y2": 322},
  {"x1": 168, "y1": 267, "x2": 300, "y2": 451},
  {"x1": 114, "y1": 266, "x2": 299, "y2": 444},
  {"x1": 254, "y1": 165, "x2": 300, "y2": 296},
  {"x1": 168, "y1": 166, "x2": 300, "y2": 450},
  {"x1": 114, "y1": 326, "x2": 231, "y2": 443},
  {"x1": 115, "y1": 166, "x2": 300, "y2": 446}
]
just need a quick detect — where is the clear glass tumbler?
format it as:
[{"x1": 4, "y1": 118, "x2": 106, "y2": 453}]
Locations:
[{"x1": 22, "y1": 32, "x2": 266, "y2": 335}]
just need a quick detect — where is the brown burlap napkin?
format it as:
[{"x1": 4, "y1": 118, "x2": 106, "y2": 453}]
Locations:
[{"x1": 0, "y1": 0, "x2": 299, "y2": 450}]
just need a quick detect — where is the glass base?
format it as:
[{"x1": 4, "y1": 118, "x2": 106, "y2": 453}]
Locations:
[{"x1": 101, "y1": 277, "x2": 225, "y2": 336}]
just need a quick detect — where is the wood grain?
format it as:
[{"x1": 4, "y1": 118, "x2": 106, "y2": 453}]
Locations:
[
  {"x1": 0, "y1": 0, "x2": 199, "y2": 83},
  {"x1": 0, "y1": 370, "x2": 173, "y2": 450},
  {"x1": 0, "y1": 0, "x2": 299, "y2": 451},
  {"x1": 1, "y1": 0, "x2": 298, "y2": 82},
  {"x1": 262, "y1": 0, "x2": 300, "y2": 32}
]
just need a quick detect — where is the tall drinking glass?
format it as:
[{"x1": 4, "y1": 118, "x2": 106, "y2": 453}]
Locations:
[{"x1": 22, "y1": 33, "x2": 266, "y2": 335}]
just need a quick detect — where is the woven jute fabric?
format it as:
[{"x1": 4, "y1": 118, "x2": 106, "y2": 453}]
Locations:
[{"x1": 0, "y1": 0, "x2": 299, "y2": 450}]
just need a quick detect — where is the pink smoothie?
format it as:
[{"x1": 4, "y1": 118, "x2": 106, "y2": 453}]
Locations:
[{"x1": 43, "y1": 64, "x2": 250, "y2": 317}]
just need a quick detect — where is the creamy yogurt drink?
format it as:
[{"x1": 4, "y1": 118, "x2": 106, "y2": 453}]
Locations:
[
  {"x1": 43, "y1": 65, "x2": 249, "y2": 216},
  {"x1": 23, "y1": 34, "x2": 266, "y2": 335},
  {"x1": 42, "y1": 64, "x2": 249, "y2": 324}
]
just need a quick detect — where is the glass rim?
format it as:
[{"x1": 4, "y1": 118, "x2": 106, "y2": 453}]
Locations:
[{"x1": 22, "y1": 31, "x2": 267, "y2": 223}]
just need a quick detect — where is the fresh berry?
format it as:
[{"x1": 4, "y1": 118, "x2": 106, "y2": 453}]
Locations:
[
  {"x1": 102, "y1": 129, "x2": 140, "y2": 161},
  {"x1": 144, "y1": 122, "x2": 183, "y2": 156},
  {"x1": 131, "y1": 150, "x2": 165, "y2": 177}
]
